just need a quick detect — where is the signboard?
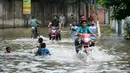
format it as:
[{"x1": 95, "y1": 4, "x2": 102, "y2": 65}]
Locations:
[{"x1": 23, "y1": 0, "x2": 31, "y2": 14}]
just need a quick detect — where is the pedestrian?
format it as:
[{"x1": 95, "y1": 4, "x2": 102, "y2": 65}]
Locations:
[{"x1": 59, "y1": 14, "x2": 66, "y2": 29}]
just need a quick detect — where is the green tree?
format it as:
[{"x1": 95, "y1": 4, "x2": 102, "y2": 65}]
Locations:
[{"x1": 98, "y1": 0, "x2": 130, "y2": 20}]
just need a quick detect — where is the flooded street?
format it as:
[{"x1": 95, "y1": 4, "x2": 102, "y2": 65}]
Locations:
[{"x1": 0, "y1": 27, "x2": 130, "y2": 73}]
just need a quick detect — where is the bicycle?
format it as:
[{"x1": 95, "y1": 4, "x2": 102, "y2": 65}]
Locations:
[{"x1": 31, "y1": 27, "x2": 40, "y2": 38}]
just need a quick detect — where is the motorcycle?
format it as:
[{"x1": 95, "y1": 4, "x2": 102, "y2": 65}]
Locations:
[
  {"x1": 76, "y1": 33, "x2": 91, "y2": 54},
  {"x1": 50, "y1": 27, "x2": 57, "y2": 41}
]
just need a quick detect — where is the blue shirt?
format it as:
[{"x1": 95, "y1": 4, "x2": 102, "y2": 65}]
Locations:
[
  {"x1": 38, "y1": 48, "x2": 50, "y2": 55},
  {"x1": 77, "y1": 26, "x2": 90, "y2": 34},
  {"x1": 71, "y1": 26, "x2": 78, "y2": 41},
  {"x1": 31, "y1": 19, "x2": 38, "y2": 27},
  {"x1": 89, "y1": 26, "x2": 97, "y2": 34},
  {"x1": 71, "y1": 26, "x2": 78, "y2": 31},
  {"x1": 89, "y1": 26, "x2": 97, "y2": 40}
]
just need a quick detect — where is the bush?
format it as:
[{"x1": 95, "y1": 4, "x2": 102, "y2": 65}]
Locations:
[{"x1": 123, "y1": 18, "x2": 130, "y2": 40}]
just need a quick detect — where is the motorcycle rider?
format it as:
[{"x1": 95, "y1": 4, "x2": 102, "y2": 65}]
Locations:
[
  {"x1": 74, "y1": 20, "x2": 96, "y2": 53},
  {"x1": 48, "y1": 16, "x2": 62, "y2": 40},
  {"x1": 89, "y1": 22, "x2": 97, "y2": 47},
  {"x1": 88, "y1": 16, "x2": 97, "y2": 46},
  {"x1": 70, "y1": 21, "x2": 78, "y2": 41},
  {"x1": 76, "y1": 15, "x2": 86, "y2": 27}
]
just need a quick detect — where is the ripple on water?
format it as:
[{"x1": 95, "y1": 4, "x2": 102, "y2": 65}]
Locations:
[{"x1": 0, "y1": 37, "x2": 129, "y2": 73}]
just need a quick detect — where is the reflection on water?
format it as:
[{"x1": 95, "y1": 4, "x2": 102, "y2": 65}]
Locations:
[{"x1": 0, "y1": 28, "x2": 130, "y2": 73}]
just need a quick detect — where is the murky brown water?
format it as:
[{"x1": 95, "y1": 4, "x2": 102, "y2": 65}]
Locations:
[{"x1": 0, "y1": 27, "x2": 130, "y2": 73}]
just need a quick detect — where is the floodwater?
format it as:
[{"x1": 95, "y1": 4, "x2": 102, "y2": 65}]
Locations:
[{"x1": 0, "y1": 27, "x2": 130, "y2": 73}]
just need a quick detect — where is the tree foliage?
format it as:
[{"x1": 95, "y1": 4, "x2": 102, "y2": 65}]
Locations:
[
  {"x1": 123, "y1": 18, "x2": 130, "y2": 40},
  {"x1": 98, "y1": 0, "x2": 130, "y2": 20}
]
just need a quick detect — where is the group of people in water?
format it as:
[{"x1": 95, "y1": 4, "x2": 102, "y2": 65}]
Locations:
[
  {"x1": 5, "y1": 15, "x2": 96, "y2": 55},
  {"x1": 35, "y1": 37, "x2": 51, "y2": 56},
  {"x1": 5, "y1": 37, "x2": 51, "y2": 56}
]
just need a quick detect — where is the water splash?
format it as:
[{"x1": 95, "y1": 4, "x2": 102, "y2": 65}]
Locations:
[{"x1": 0, "y1": 37, "x2": 124, "y2": 73}]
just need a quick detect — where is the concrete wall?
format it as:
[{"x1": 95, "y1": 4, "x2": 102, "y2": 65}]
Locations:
[
  {"x1": 0, "y1": 0, "x2": 82, "y2": 28},
  {"x1": 0, "y1": 0, "x2": 105, "y2": 28},
  {"x1": 0, "y1": 0, "x2": 25, "y2": 28},
  {"x1": 88, "y1": 4, "x2": 105, "y2": 25},
  {"x1": 98, "y1": 8, "x2": 105, "y2": 24},
  {"x1": 0, "y1": 0, "x2": 48, "y2": 28}
]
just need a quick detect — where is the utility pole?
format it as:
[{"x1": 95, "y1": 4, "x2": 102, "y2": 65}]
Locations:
[
  {"x1": 89, "y1": 0, "x2": 91, "y2": 17},
  {"x1": 13, "y1": 1, "x2": 15, "y2": 28},
  {"x1": 94, "y1": 0, "x2": 101, "y2": 37}
]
